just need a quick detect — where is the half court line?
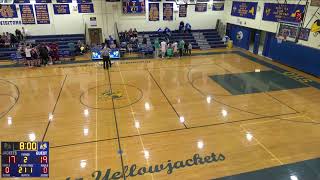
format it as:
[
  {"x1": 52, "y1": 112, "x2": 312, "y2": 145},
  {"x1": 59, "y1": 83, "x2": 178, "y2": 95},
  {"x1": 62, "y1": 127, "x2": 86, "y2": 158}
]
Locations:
[{"x1": 105, "y1": 69, "x2": 127, "y2": 180}]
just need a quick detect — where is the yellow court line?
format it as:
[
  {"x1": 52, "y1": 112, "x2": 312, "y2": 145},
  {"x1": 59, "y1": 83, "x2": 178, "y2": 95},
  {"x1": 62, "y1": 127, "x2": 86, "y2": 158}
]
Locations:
[
  {"x1": 115, "y1": 62, "x2": 155, "y2": 180},
  {"x1": 239, "y1": 125, "x2": 284, "y2": 165},
  {"x1": 240, "y1": 115, "x2": 304, "y2": 127}
]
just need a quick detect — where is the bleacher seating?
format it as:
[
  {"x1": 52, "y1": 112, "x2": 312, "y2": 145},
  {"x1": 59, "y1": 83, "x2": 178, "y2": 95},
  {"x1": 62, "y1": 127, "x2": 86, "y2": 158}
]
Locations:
[
  {"x1": 193, "y1": 29, "x2": 226, "y2": 48},
  {"x1": 0, "y1": 34, "x2": 85, "y2": 60}
]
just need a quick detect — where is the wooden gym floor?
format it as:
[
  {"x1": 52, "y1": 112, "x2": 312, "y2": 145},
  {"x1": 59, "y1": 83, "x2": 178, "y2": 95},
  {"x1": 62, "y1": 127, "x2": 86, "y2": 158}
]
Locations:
[{"x1": 0, "y1": 49, "x2": 320, "y2": 179}]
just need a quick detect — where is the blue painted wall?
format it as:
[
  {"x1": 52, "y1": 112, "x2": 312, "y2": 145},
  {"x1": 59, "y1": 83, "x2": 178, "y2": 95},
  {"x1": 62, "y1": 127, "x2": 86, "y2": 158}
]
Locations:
[
  {"x1": 228, "y1": 24, "x2": 251, "y2": 50},
  {"x1": 266, "y1": 36, "x2": 320, "y2": 77},
  {"x1": 229, "y1": 24, "x2": 320, "y2": 77}
]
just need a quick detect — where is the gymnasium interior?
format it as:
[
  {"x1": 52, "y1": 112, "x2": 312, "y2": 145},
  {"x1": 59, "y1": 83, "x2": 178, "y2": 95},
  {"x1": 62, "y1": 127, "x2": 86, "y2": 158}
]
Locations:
[{"x1": 0, "y1": 0, "x2": 320, "y2": 179}]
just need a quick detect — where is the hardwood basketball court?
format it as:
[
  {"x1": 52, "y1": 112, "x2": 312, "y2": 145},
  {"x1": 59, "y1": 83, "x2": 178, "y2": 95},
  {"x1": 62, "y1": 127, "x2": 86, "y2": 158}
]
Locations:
[{"x1": 0, "y1": 49, "x2": 320, "y2": 179}]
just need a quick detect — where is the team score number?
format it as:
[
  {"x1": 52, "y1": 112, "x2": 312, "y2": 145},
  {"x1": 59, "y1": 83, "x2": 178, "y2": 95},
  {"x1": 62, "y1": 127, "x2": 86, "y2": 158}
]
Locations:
[
  {"x1": 19, "y1": 142, "x2": 37, "y2": 150},
  {"x1": 18, "y1": 167, "x2": 33, "y2": 174}
]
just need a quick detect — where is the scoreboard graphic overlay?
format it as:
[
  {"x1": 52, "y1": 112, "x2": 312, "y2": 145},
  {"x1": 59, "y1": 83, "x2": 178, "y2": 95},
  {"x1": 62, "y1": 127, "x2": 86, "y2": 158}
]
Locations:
[{"x1": 1, "y1": 142, "x2": 49, "y2": 178}]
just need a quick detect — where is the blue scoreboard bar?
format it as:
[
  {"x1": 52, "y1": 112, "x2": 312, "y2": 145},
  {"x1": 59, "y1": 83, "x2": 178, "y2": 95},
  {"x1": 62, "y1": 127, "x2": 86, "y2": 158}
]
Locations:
[{"x1": 1, "y1": 142, "x2": 49, "y2": 178}]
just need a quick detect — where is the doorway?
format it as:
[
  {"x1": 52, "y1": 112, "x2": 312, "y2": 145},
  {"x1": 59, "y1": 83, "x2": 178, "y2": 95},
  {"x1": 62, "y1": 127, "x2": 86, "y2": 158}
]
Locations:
[{"x1": 88, "y1": 28, "x2": 102, "y2": 45}]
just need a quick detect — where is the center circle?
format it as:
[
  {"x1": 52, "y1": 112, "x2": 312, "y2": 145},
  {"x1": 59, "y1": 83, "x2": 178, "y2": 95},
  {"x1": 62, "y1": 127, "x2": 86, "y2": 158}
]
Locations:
[{"x1": 80, "y1": 84, "x2": 143, "y2": 110}]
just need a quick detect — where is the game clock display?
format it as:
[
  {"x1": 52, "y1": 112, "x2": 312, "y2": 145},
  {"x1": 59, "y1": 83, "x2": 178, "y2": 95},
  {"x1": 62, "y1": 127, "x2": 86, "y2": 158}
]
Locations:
[{"x1": 1, "y1": 142, "x2": 49, "y2": 178}]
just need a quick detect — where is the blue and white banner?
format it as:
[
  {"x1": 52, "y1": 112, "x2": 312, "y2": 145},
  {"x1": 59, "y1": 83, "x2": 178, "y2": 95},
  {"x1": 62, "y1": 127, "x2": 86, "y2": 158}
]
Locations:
[
  {"x1": 179, "y1": 4, "x2": 187, "y2": 17},
  {"x1": 231, "y1": 1, "x2": 257, "y2": 19},
  {"x1": 36, "y1": 0, "x2": 52, "y2": 3},
  {"x1": 77, "y1": 0, "x2": 92, "y2": 3},
  {"x1": 14, "y1": 0, "x2": 30, "y2": 3},
  {"x1": 195, "y1": 3, "x2": 207, "y2": 12},
  {"x1": 0, "y1": 5, "x2": 18, "y2": 18},
  {"x1": 0, "y1": 20, "x2": 22, "y2": 25},
  {"x1": 56, "y1": 0, "x2": 72, "y2": 3},
  {"x1": 163, "y1": 3, "x2": 173, "y2": 21},
  {"x1": 53, "y1": 4, "x2": 70, "y2": 14},
  {"x1": 20, "y1": 4, "x2": 35, "y2": 24},
  {"x1": 122, "y1": 0, "x2": 145, "y2": 14},
  {"x1": 148, "y1": 3, "x2": 159, "y2": 21},
  {"x1": 263, "y1": 3, "x2": 305, "y2": 23},
  {"x1": 35, "y1": 4, "x2": 50, "y2": 24},
  {"x1": 78, "y1": 3, "x2": 94, "y2": 13},
  {"x1": 212, "y1": 3, "x2": 224, "y2": 11}
]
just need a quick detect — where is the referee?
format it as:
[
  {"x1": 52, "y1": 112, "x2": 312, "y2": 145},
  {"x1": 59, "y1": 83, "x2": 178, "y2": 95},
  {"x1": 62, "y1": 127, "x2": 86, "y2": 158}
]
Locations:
[{"x1": 101, "y1": 45, "x2": 111, "y2": 69}]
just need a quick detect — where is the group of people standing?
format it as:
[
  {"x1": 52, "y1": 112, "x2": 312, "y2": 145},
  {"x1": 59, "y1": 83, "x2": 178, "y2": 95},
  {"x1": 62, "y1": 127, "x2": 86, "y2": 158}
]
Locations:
[
  {"x1": 154, "y1": 38, "x2": 192, "y2": 59},
  {"x1": 0, "y1": 28, "x2": 27, "y2": 48},
  {"x1": 17, "y1": 42, "x2": 59, "y2": 67}
]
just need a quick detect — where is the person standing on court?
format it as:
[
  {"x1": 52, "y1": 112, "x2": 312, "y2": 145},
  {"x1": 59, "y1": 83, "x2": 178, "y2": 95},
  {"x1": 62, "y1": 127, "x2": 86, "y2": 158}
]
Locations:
[
  {"x1": 160, "y1": 40, "x2": 167, "y2": 59},
  {"x1": 178, "y1": 39, "x2": 185, "y2": 58},
  {"x1": 154, "y1": 38, "x2": 160, "y2": 58},
  {"x1": 101, "y1": 45, "x2": 111, "y2": 70}
]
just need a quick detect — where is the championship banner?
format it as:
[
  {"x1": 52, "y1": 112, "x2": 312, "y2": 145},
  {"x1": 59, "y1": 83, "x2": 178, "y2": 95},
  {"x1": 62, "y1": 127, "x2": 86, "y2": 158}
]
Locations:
[
  {"x1": 19, "y1": 4, "x2": 35, "y2": 24},
  {"x1": 122, "y1": 0, "x2": 145, "y2": 14},
  {"x1": 14, "y1": 0, "x2": 30, "y2": 3},
  {"x1": 53, "y1": 4, "x2": 70, "y2": 14},
  {"x1": 77, "y1": 0, "x2": 92, "y2": 3},
  {"x1": 0, "y1": 5, "x2": 18, "y2": 18},
  {"x1": 36, "y1": 0, "x2": 52, "y2": 3},
  {"x1": 78, "y1": 3, "x2": 94, "y2": 13},
  {"x1": 263, "y1": 3, "x2": 305, "y2": 23},
  {"x1": 195, "y1": 3, "x2": 207, "y2": 12},
  {"x1": 231, "y1": 1, "x2": 257, "y2": 19},
  {"x1": 163, "y1": 3, "x2": 173, "y2": 21},
  {"x1": 179, "y1": 4, "x2": 187, "y2": 17},
  {"x1": 212, "y1": 3, "x2": 224, "y2": 11},
  {"x1": 148, "y1": 3, "x2": 159, "y2": 21},
  {"x1": 35, "y1": 4, "x2": 50, "y2": 24},
  {"x1": 56, "y1": 0, "x2": 72, "y2": 3}
]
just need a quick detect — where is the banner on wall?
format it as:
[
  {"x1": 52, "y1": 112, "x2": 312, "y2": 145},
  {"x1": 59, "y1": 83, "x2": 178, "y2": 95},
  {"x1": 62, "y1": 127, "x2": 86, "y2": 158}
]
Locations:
[
  {"x1": 262, "y1": 3, "x2": 305, "y2": 23},
  {"x1": 0, "y1": 5, "x2": 18, "y2": 18},
  {"x1": 14, "y1": 0, "x2": 30, "y2": 3},
  {"x1": 148, "y1": 3, "x2": 159, "y2": 21},
  {"x1": 35, "y1": 4, "x2": 50, "y2": 24},
  {"x1": 122, "y1": 0, "x2": 145, "y2": 14},
  {"x1": 36, "y1": 0, "x2": 52, "y2": 3},
  {"x1": 78, "y1": 3, "x2": 94, "y2": 13},
  {"x1": 77, "y1": 0, "x2": 92, "y2": 3},
  {"x1": 163, "y1": 3, "x2": 173, "y2": 21},
  {"x1": 195, "y1": 3, "x2": 207, "y2": 12},
  {"x1": 212, "y1": 3, "x2": 224, "y2": 11},
  {"x1": 0, "y1": 20, "x2": 22, "y2": 25},
  {"x1": 19, "y1": 4, "x2": 35, "y2": 24},
  {"x1": 56, "y1": 0, "x2": 72, "y2": 3},
  {"x1": 231, "y1": 1, "x2": 258, "y2": 19},
  {"x1": 179, "y1": 4, "x2": 187, "y2": 17},
  {"x1": 53, "y1": 4, "x2": 70, "y2": 14}
]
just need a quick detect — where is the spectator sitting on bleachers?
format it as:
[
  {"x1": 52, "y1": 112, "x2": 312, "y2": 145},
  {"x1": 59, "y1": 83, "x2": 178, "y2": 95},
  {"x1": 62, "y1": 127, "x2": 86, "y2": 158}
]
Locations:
[
  {"x1": 133, "y1": 28, "x2": 138, "y2": 37},
  {"x1": 128, "y1": 28, "x2": 133, "y2": 37},
  {"x1": 179, "y1": 21, "x2": 185, "y2": 32},
  {"x1": 164, "y1": 27, "x2": 171, "y2": 38},
  {"x1": 142, "y1": 35, "x2": 147, "y2": 45},
  {"x1": 157, "y1": 28, "x2": 163, "y2": 36},
  {"x1": 185, "y1": 23, "x2": 192, "y2": 33}
]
